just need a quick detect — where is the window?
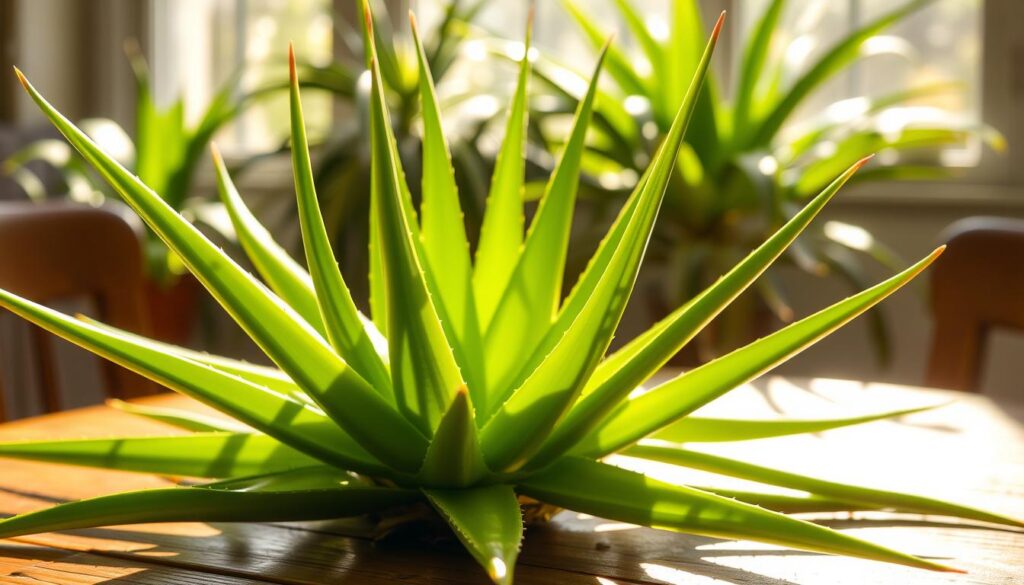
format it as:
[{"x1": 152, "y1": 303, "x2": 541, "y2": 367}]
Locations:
[
  {"x1": 149, "y1": 0, "x2": 334, "y2": 154},
  {"x1": 735, "y1": 0, "x2": 984, "y2": 168},
  {"x1": 419, "y1": 0, "x2": 988, "y2": 170}
]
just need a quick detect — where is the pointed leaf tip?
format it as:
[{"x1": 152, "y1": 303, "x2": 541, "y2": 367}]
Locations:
[
  {"x1": 288, "y1": 44, "x2": 297, "y2": 84},
  {"x1": 489, "y1": 557, "x2": 510, "y2": 584},
  {"x1": 854, "y1": 154, "x2": 876, "y2": 170},
  {"x1": 209, "y1": 142, "x2": 223, "y2": 166},
  {"x1": 409, "y1": 10, "x2": 418, "y2": 30},
  {"x1": 13, "y1": 67, "x2": 28, "y2": 91},
  {"x1": 712, "y1": 11, "x2": 727, "y2": 39}
]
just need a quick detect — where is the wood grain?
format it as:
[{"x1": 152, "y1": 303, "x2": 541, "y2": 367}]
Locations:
[{"x1": 1, "y1": 375, "x2": 1022, "y2": 584}]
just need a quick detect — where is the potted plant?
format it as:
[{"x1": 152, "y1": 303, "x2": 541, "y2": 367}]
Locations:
[
  {"x1": 0, "y1": 6, "x2": 1018, "y2": 585},
  {"x1": 527, "y1": 0, "x2": 1003, "y2": 362}
]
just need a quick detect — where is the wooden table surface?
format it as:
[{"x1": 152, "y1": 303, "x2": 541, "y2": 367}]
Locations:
[{"x1": 0, "y1": 376, "x2": 1022, "y2": 584}]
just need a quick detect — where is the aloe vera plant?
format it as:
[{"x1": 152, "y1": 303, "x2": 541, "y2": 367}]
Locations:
[
  {"x1": 1, "y1": 6, "x2": 1020, "y2": 584},
  {"x1": 537, "y1": 0, "x2": 1004, "y2": 360}
]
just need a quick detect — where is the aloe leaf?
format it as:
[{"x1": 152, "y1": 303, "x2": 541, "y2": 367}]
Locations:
[
  {"x1": 559, "y1": 0, "x2": 647, "y2": 97},
  {"x1": 694, "y1": 486, "x2": 879, "y2": 514},
  {"x1": 288, "y1": 47, "x2": 393, "y2": 398},
  {"x1": 106, "y1": 399, "x2": 250, "y2": 433},
  {"x1": 520, "y1": 457, "x2": 957, "y2": 572},
  {"x1": 473, "y1": 13, "x2": 532, "y2": 330},
  {"x1": 751, "y1": 0, "x2": 933, "y2": 147},
  {"x1": 419, "y1": 387, "x2": 489, "y2": 488},
  {"x1": 411, "y1": 13, "x2": 487, "y2": 410},
  {"x1": 0, "y1": 433, "x2": 319, "y2": 479},
  {"x1": 211, "y1": 146, "x2": 325, "y2": 337},
  {"x1": 575, "y1": 247, "x2": 945, "y2": 457},
  {"x1": 530, "y1": 160, "x2": 868, "y2": 467},
  {"x1": 0, "y1": 289, "x2": 393, "y2": 477},
  {"x1": 0, "y1": 468, "x2": 420, "y2": 540},
  {"x1": 626, "y1": 445, "x2": 1024, "y2": 529},
  {"x1": 732, "y1": 0, "x2": 785, "y2": 144},
  {"x1": 480, "y1": 18, "x2": 724, "y2": 474},
  {"x1": 649, "y1": 404, "x2": 940, "y2": 443},
  {"x1": 481, "y1": 42, "x2": 608, "y2": 408},
  {"x1": 425, "y1": 485, "x2": 523, "y2": 585},
  {"x1": 14, "y1": 69, "x2": 427, "y2": 472},
  {"x1": 80, "y1": 316, "x2": 303, "y2": 399},
  {"x1": 364, "y1": 23, "x2": 466, "y2": 435}
]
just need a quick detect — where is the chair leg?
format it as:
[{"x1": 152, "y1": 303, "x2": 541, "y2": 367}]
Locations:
[{"x1": 31, "y1": 326, "x2": 62, "y2": 413}]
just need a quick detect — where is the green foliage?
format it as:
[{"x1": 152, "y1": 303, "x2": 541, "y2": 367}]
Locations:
[
  {"x1": 2, "y1": 43, "x2": 277, "y2": 284},
  {"x1": 542, "y1": 0, "x2": 1005, "y2": 360},
  {"x1": 1, "y1": 6, "x2": 1017, "y2": 584}
]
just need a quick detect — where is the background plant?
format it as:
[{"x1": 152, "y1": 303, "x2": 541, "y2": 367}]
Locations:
[
  {"x1": 2, "y1": 43, "x2": 278, "y2": 286},
  {"x1": 0, "y1": 6, "x2": 1019, "y2": 585},
  {"x1": 530, "y1": 0, "x2": 1004, "y2": 361}
]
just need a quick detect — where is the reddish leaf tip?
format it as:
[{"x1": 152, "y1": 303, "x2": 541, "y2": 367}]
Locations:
[
  {"x1": 711, "y1": 11, "x2": 727, "y2": 41},
  {"x1": 409, "y1": 10, "x2": 418, "y2": 31},
  {"x1": 363, "y1": 0, "x2": 374, "y2": 36},
  {"x1": 288, "y1": 43, "x2": 297, "y2": 85},
  {"x1": 12, "y1": 67, "x2": 28, "y2": 91},
  {"x1": 853, "y1": 154, "x2": 876, "y2": 170},
  {"x1": 456, "y1": 384, "x2": 469, "y2": 397}
]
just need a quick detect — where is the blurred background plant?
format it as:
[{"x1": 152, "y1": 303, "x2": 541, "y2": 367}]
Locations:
[
  {"x1": 516, "y1": 0, "x2": 1004, "y2": 363},
  {"x1": 1, "y1": 43, "x2": 282, "y2": 341}
]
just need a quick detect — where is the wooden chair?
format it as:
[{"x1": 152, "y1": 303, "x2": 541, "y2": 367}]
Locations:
[
  {"x1": 926, "y1": 217, "x2": 1024, "y2": 392},
  {"x1": 0, "y1": 202, "x2": 159, "y2": 420}
]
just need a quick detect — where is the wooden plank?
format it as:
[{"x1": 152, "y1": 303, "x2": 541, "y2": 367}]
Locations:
[
  {"x1": 0, "y1": 377, "x2": 1022, "y2": 584},
  {"x1": 0, "y1": 543, "x2": 270, "y2": 584}
]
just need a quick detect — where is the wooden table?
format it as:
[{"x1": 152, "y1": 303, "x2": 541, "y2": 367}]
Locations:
[{"x1": 0, "y1": 376, "x2": 1021, "y2": 584}]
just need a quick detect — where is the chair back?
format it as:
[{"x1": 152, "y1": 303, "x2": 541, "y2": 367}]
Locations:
[
  {"x1": 0, "y1": 202, "x2": 158, "y2": 419},
  {"x1": 927, "y1": 217, "x2": 1024, "y2": 392}
]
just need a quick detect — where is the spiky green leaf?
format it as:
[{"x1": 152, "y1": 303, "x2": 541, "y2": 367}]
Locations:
[
  {"x1": 520, "y1": 457, "x2": 957, "y2": 572},
  {"x1": 419, "y1": 387, "x2": 489, "y2": 487},
  {"x1": 575, "y1": 247, "x2": 945, "y2": 457},
  {"x1": 14, "y1": 68, "x2": 427, "y2": 472},
  {"x1": 626, "y1": 445, "x2": 1024, "y2": 528},
  {"x1": 473, "y1": 16, "x2": 532, "y2": 329},
  {"x1": 288, "y1": 47, "x2": 393, "y2": 397},
  {"x1": 425, "y1": 485, "x2": 523, "y2": 585},
  {"x1": 0, "y1": 467, "x2": 419, "y2": 540},
  {"x1": 480, "y1": 17, "x2": 723, "y2": 473},
  {"x1": 0, "y1": 433, "x2": 318, "y2": 478}
]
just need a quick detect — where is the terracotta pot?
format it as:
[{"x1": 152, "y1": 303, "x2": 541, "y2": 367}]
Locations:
[{"x1": 143, "y1": 274, "x2": 201, "y2": 345}]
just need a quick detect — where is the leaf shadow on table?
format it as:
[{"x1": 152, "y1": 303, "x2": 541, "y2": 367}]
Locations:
[
  {"x1": 747, "y1": 379, "x2": 962, "y2": 435},
  {"x1": 1, "y1": 489, "x2": 1015, "y2": 585},
  {"x1": 819, "y1": 517, "x2": 1024, "y2": 536}
]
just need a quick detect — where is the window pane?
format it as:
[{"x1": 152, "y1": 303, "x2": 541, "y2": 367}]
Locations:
[
  {"x1": 738, "y1": 0, "x2": 983, "y2": 166},
  {"x1": 150, "y1": 0, "x2": 333, "y2": 154}
]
